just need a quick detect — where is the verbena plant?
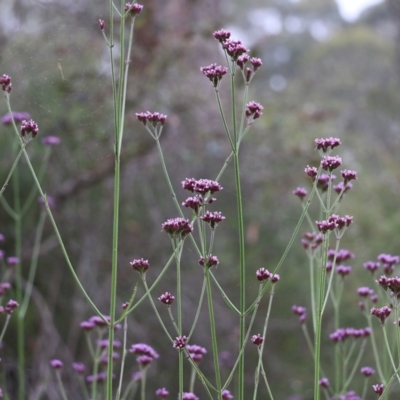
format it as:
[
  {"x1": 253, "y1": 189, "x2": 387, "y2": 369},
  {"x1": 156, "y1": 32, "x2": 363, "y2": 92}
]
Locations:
[{"x1": 1, "y1": 1, "x2": 400, "y2": 400}]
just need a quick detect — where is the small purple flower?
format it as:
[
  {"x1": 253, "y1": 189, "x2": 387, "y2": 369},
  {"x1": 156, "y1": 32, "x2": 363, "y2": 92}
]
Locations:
[
  {"x1": 0, "y1": 282, "x2": 11, "y2": 296},
  {"x1": 256, "y1": 267, "x2": 271, "y2": 282},
  {"x1": 305, "y1": 165, "x2": 318, "y2": 179},
  {"x1": 333, "y1": 181, "x2": 353, "y2": 195},
  {"x1": 372, "y1": 383, "x2": 384, "y2": 395},
  {"x1": 182, "y1": 178, "x2": 223, "y2": 195},
  {"x1": 360, "y1": 366, "x2": 375, "y2": 377},
  {"x1": 130, "y1": 343, "x2": 159, "y2": 360},
  {"x1": 156, "y1": 387, "x2": 169, "y2": 399},
  {"x1": 319, "y1": 377, "x2": 330, "y2": 388},
  {"x1": 130, "y1": 258, "x2": 150, "y2": 273},
  {"x1": 162, "y1": 218, "x2": 193, "y2": 239},
  {"x1": 341, "y1": 169, "x2": 357, "y2": 184},
  {"x1": 173, "y1": 336, "x2": 187, "y2": 350},
  {"x1": 250, "y1": 57, "x2": 262, "y2": 71},
  {"x1": 222, "y1": 390, "x2": 234, "y2": 400},
  {"x1": 251, "y1": 334, "x2": 264, "y2": 346},
  {"x1": 363, "y1": 261, "x2": 380, "y2": 274},
  {"x1": 336, "y1": 265, "x2": 352, "y2": 278},
  {"x1": 136, "y1": 111, "x2": 167, "y2": 127},
  {"x1": 6, "y1": 257, "x2": 19, "y2": 267},
  {"x1": 357, "y1": 287, "x2": 374, "y2": 297},
  {"x1": 321, "y1": 155, "x2": 342, "y2": 171},
  {"x1": 50, "y1": 359, "x2": 63, "y2": 369},
  {"x1": 1, "y1": 111, "x2": 31, "y2": 125},
  {"x1": 198, "y1": 254, "x2": 219, "y2": 268},
  {"x1": 86, "y1": 372, "x2": 110, "y2": 383},
  {"x1": 315, "y1": 137, "x2": 341, "y2": 152},
  {"x1": 301, "y1": 232, "x2": 323, "y2": 250},
  {"x1": 124, "y1": 2, "x2": 143, "y2": 16},
  {"x1": 72, "y1": 362, "x2": 85, "y2": 374},
  {"x1": 181, "y1": 392, "x2": 199, "y2": 400},
  {"x1": 137, "y1": 355, "x2": 154, "y2": 366},
  {"x1": 222, "y1": 39, "x2": 248, "y2": 60},
  {"x1": 5, "y1": 299, "x2": 18, "y2": 314},
  {"x1": 0, "y1": 74, "x2": 12, "y2": 93},
  {"x1": 236, "y1": 54, "x2": 250, "y2": 69},
  {"x1": 99, "y1": 19, "x2": 105, "y2": 30},
  {"x1": 41, "y1": 136, "x2": 61, "y2": 146},
  {"x1": 187, "y1": 344, "x2": 207, "y2": 362},
  {"x1": 158, "y1": 292, "x2": 175, "y2": 305},
  {"x1": 20, "y1": 119, "x2": 39, "y2": 142},
  {"x1": 292, "y1": 187, "x2": 307, "y2": 200},
  {"x1": 201, "y1": 211, "x2": 225, "y2": 229},
  {"x1": 182, "y1": 196, "x2": 202, "y2": 214},
  {"x1": 245, "y1": 101, "x2": 263, "y2": 123},
  {"x1": 328, "y1": 249, "x2": 355, "y2": 263},
  {"x1": 200, "y1": 63, "x2": 228, "y2": 87},
  {"x1": 371, "y1": 306, "x2": 392, "y2": 325},
  {"x1": 292, "y1": 305, "x2": 307, "y2": 324},
  {"x1": 97, "y1": 339, "x2": 121, "y2": 349},
  {"x1": 80, "y1": 320, "x2": 95, "y2": 331},
  {"x1": 89, "y1": 315, "x2": 109, "y2": 327},
  {"x1": 213, "y1": 29, "x2": 231, "y2": 43}
]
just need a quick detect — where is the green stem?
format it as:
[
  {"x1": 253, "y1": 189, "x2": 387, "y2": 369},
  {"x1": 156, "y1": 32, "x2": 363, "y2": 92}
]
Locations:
[
  {"x1": 0, "y1": 145, "x2": 25, "y2": 200},
  {"x1": 55, "y1": 370, "x2": 69, "y2": 400}
]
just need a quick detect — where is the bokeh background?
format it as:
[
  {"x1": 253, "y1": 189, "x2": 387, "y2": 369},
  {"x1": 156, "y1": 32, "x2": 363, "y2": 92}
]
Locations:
[{"x1": 0, "y1": 0, "x2": 400, "y2": 398}]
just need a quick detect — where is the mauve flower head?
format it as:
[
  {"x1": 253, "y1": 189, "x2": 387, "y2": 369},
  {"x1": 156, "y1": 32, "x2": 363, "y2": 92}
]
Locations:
[
  {"x1": 80, "y1": 320, "x2": 95, "y2": 331},
  {"x1": 360, "y1": 366, "x2": 375, "y2": 377},
  {"x1": 162, "y1": 218, "x2": 193, "y2": 239},
  {"x1": 222, "y1": 389, "x2": 233, "y2": 400},
  {"x1": 98, "y1": 19, "x2": 105, "y2": 30},
  {"x1": 187, "y1": 344, "x2": 207, "y2": 362},
  {"x1": 363, "y1": 261, "x2": 380, "y2": 274},
  {"x1": 0, "y1": 282, "x2": 11, "y2": 296},
  {"x1": 130, "y1": 343, "x2": 159, "y2": 360},
  {"x1": 200, "y1": 63, "x2": 228, "y2": 88},
  {"x1": 97, "y1": 339, "x2": 121, "y2": 349},
  {"x1": 293, "y1": 187, "x2": 307, "y2": 201},
  {"x1": 357, "y1": 287, "x2": 374, "y2": 297},
  {"x1": 321, "y1": 155, "x2": 342, "y2": 171},
  {"x1": 182, "y1": 196, "x2": 202, "y2": 215},
  {"x1": 1, "y1": 111, "x2": 31, "y2": 125},
  {"x1": 41, "y1": 136, "x2": 61, "y2": 146},
  {"x1": 328, "y1": 248, "x2": 355, "y2": 263},
  {"x1": 371, "y1": 306, "x2": 392, "y2": 325},
  {"x1": 6, "y1": 256, "x2": 19, "y2": 266},
  {"x1": 124, "y1": 2, "x2": 143, "y2": 16},
  {"x1": 336, "y1": 265, "x2": 352, "y2": 278},
  {"x1": 136, "y1": 355, "x2": 154, "y2": 366},
  {"x1": 222, "y1": 39, "x2": 248, "y2": 61},
  {"x1": 245, "y1": 101, "x2": 263, "y2": 123},
  {"x1": 72, "y1": 362, "x2": 85, "y2": 374},
  {"x1": 5, "y1": 299, "x2": 18, "y2": 314},
  {"x1": 333, "y1": 181, "x2": 353, "y2": 195},
  {"x1": 198, "y1": 254, "x2": 219, "y2": 268},
  {"x1": 329, "y1": 327, "x2": 370, "y2": 343},
  {"x1": 180, "y1": 392, "x2": 199, "y2": 400},
  {"x1": 173, "y1": 335, "x2": 187, "y2": 350},
  {"x1": 130, "y1": 258, "x2": 150, "y2": 274},
  {"x1": 236, "y1": 54, "x2": 250, "y2": 70},
  {"x1": 86, "y1": 372, "x2": 110, "y2": 383},
  {"x1": 50, "y1": 359, "x2": 63, "y2": 369},
  {"x1": 251, "y1": 334, "x2": 264, "y2": 346},
  {"x1": 201, "y1": 211, "x2": 225, "y2": 229},
  {"x1": 315, "y1": 137, "x2": 341, "y2": 153},
  {"x1": 89, "y1": 315, "x2": 109, "y2": 327},
  {"x1": 182, "y1": 178, "x2": 223, "y2": 195},
  {"x1": 338, "y1": 391, "x2": 362, "y2": 400},
  {"x1": 317, "y1": 173, "x2": 335, "y2": 192},
  {"x1": 213, "y1": 29, "x2": 231, "y2": 43},
  {"x1": 372, "y1": 383, "x2": 384, "y2": 395},
  {"x1": 156, "y1": 387, "x2": 169, "y2": 399},
  {"x1": 136, "y1": 111, "x2": 167, "y2": 127},
  {"x1": 341, "y1": 169, "x2": 357, "y2": 184},
  {"x1": 20, "y1": 119, "x2": 39, "y2": 143},
  {"x1": 319, "y1": 377, "x2": 329, "y2": 388},
  {"x1": 305, "y1": 165, "x2": 318, "y2": 179},
  {"x1": 301, "y1": 232, "x2": 323, "y2": 250},
  {"x1": 256, "y1": 267, "x2": 271, "y2": 282},
  {"x1": 158, "y1": 292, "x2": 175, "y2": 305},
  {"x1": 250, "y1": 57, "x2": 262, "y2": 71},
  {"x1": 0, "y1": 74, "x2": 12, "y2": 93}
]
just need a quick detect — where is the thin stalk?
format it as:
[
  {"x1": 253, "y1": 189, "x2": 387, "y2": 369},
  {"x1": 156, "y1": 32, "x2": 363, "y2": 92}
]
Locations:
[
  {"x1": 365, "y1": 312, "x2": 385, "y2": 382},
  {"x1": 55, "y1": 370, "x2": 69, "y2": 400},
  {"x1": 382, "y1": 326, "x2": 400, "y2": 384},
  {"x1": 205, "y1": 267, "x2": 222, "y2": 399},
  {"x1": 0, "y1": 145, "x2": 25, "y2": 199},
  {"x1": 116, "y1": 317, "x2": 129, "y2": 400},
  {"x1": 188, "y1": 278, "x2": 207, "y2": 339}
]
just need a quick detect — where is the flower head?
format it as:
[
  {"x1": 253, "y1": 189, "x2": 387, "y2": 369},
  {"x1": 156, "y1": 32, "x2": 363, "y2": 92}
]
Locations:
[
  {"x1": 1, "y1": 111, "x2": 31, "y2": 125},
  {"x1": 213, "y1": 29, "x2": 231, "y2": 43},
  {"x1": 0, "y1": 74, "x2": 12, "y2": 93},
  {"x1": 315, "y1": 137, "x2": 341, "y2": 153},
  {"x1": 201, "y1": 211, "x2": 225, "y2": 229},
  {"x1": 124, "y1": 2, "x2": 143, "y2": 16},
  {"x1": 130, "y1": 258, "x2": 150, "y2": 274},
  {"x1": 251, "y1": 334, "x2": 264, "y2": 346},
  {"x1": 198, "y1": 254, "x2": 219, "y2": 268},
  {"x1": 130, "y1": 343, "x2": 159, "y2": 360},
  {"x1": 173, "y1": 336, "x2": 187, "y2": 350},
  {"x1": 221, "y1": 390, "x2": 234, "y2": 400},
  {"x1": 162, "y1": 218, "x2": 193, "y2": 239},
  {"x1": 319, "y1": 377, "x2": 330, "y2": 388},
  {"x1": 156, "y1": 387, "x2": 169, "y2": 399},
  {"x1": 187, "y1": 344, "x2": 207, "y2": 362},
  {"x1": 372, "y1": 383, "x2": 384, "y2": 395},
  {"x1": 245, "y1": 101, "x2": 263, "y2": 123},
  {"x1": 72, "y1": 362, "x2": 85, "y2": 374},
  {"x1": 200, "y1": 64, "x2": 228, "y2": 87},
  {"x1": 158, "y1": 292, "x2": 175, "y2": 305},
  {"x1": 321, "y1": 155, "x2": 342, "y2": 171},
  {"x1": 181, "y1": 393, "x2": 199, "y2": 400},
  {"x1": 360, "y1": 366, "x2": 375, "y2": 377},
  {"x1": 50, "y1": 359, "x2": 63, "y2": 369},
  {"x1": 371, "y1": 306, "x2": 392, "y2": 325},
  {"x1": 20, "y1": 119, "x2": 39, "y2": 142},
  {"x1": 99, "y1": 19, "x2": 105, "y2": 30},
  {"x1": 41, "y1": 136, "x2": 61, "y2": 146},
  {"x1": 292, "y1": 187, "x2": 307, "y2": 201},
  {"x1": 256, "y1": 267, "x2": 271, "y2": 282},
  {"x1": 222, "y1": 39, "x2": 248, "y2": 60},
  {"x1": 5, "y1": 299, "x2": 18, "y2": 314}
]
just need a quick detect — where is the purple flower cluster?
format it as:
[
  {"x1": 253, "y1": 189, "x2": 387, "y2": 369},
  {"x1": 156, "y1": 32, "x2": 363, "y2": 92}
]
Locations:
[
  {"x1": 162, "y1": 218, "x2": 193, "y2": 239},
  {"x1": 327, "y1": 248, "x2": 355, "y2": 263},
  {"x1": 181, "y1": 393, "x2": 199, "y2": 400},
  {"x1": 198, "y1": 254, "x2": 219, "y2": 268},
  {"x1": 158, "y1": 292, "x2": 175, "y2": 305},
  {"x1": 222, "y1": 390, "x2": 234, "y2": 400},
  {"x1": 315, "y1": 137, "x2": 341, "y2": 152},
  {"x1": 372, "y1": 383, "x2": 384, "y2": 395},
  {"x1": 200, "y1": 63, "x2": 228, "y2": 88},
  {"x1": 329, "y1": 327, "x2": 371, "y2": 342},
  {"x1": 293, "y1": 187, "x2": 307, "y2": 201},
  {"x1": 245, "y1": 101, "x2": 263, "y2": 123},
  {"x1": 20, "y1": 119, "x2": 39, "y2": 141},
  {"x1": 378, "y1": 253, "x2": 399, "y2": 275},
  {"x1": 50, "y1": 359, "x2": 63, "y2": 369},
  {"x1": 256, "y1": 267, "x2": 280, "y2": 283},
  {"x1": 41, "y1": 136, "x2": 61, "y2": 146},
  {"x1": 377, "y1": 275, "x2": 400, "y2": 296},
  {"x1": 201, "y1": 211, "x2": 225, "y2": 229},
  {"x1": 251, "y1": 333, "x2": 264, "y2": 346},
  {"x1": 130, "y1": 343, "x2": 159, "y2": 366},
  {"x1": 301, "y1": 232, "x2": 323, "y2": 250},
  {"x1": 136, "y1": 111, "x2": 167, "y2": 127},
  {"x1": 173, "y1": 335, "x2": 187, "y2": 350},
  {"x1": 156, "y1": 387, "x2": 169, "y2": 399},
  {"x1": 124, "y1": 2, "x2": 143, "y2": 16},
  {"x1": 321, "y1": 155, "x2": 342, "y2": 171},
  {"x1": 130, "y1": 258, "x2": 150, "y2": 274},
  {"x1": 318, "y1": 377, "x2": 330, "y2": 388},
  {"x1": 360, "y1": 366, "x2": 375, "y2": 377},
  {"x1": 316, "y1": 214, "x2": 353, "y2": 234},
  {"x1": 222, "y1": 39, "x2": 248, "y2": 61},
  {"x1": 4, "y1": 299, "x2": 19, "y2": 315},
  {"x1": 187, "y1": 344, "x2": 207, "y2": 362},
  {"x1": 336, "y1": 265, "x2": 352, "y2": 278},
  {"x1": 182, "y1": 178, "x2": 223, "y2": 195},
  {"x1": 1, "y1": 111, "x2": 31, "y2": 125},
  {"x1": 357, "y1": 287, "x2": 374, "y2": 297},
  {"x1": 371, "y1": 306, "x2": 392, "y2": 324},
  {"x1": 292, "y1": 305, "x2": 307, "y2": 324},
  {"x1": 0, "y1": 74, "x2": 12, "y2": 93}
]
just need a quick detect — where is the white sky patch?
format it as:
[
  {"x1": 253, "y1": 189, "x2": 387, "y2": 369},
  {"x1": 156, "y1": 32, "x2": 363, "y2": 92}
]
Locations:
[{"x1": 335, "y1": 0, "x2": 384, "y2": 21}]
